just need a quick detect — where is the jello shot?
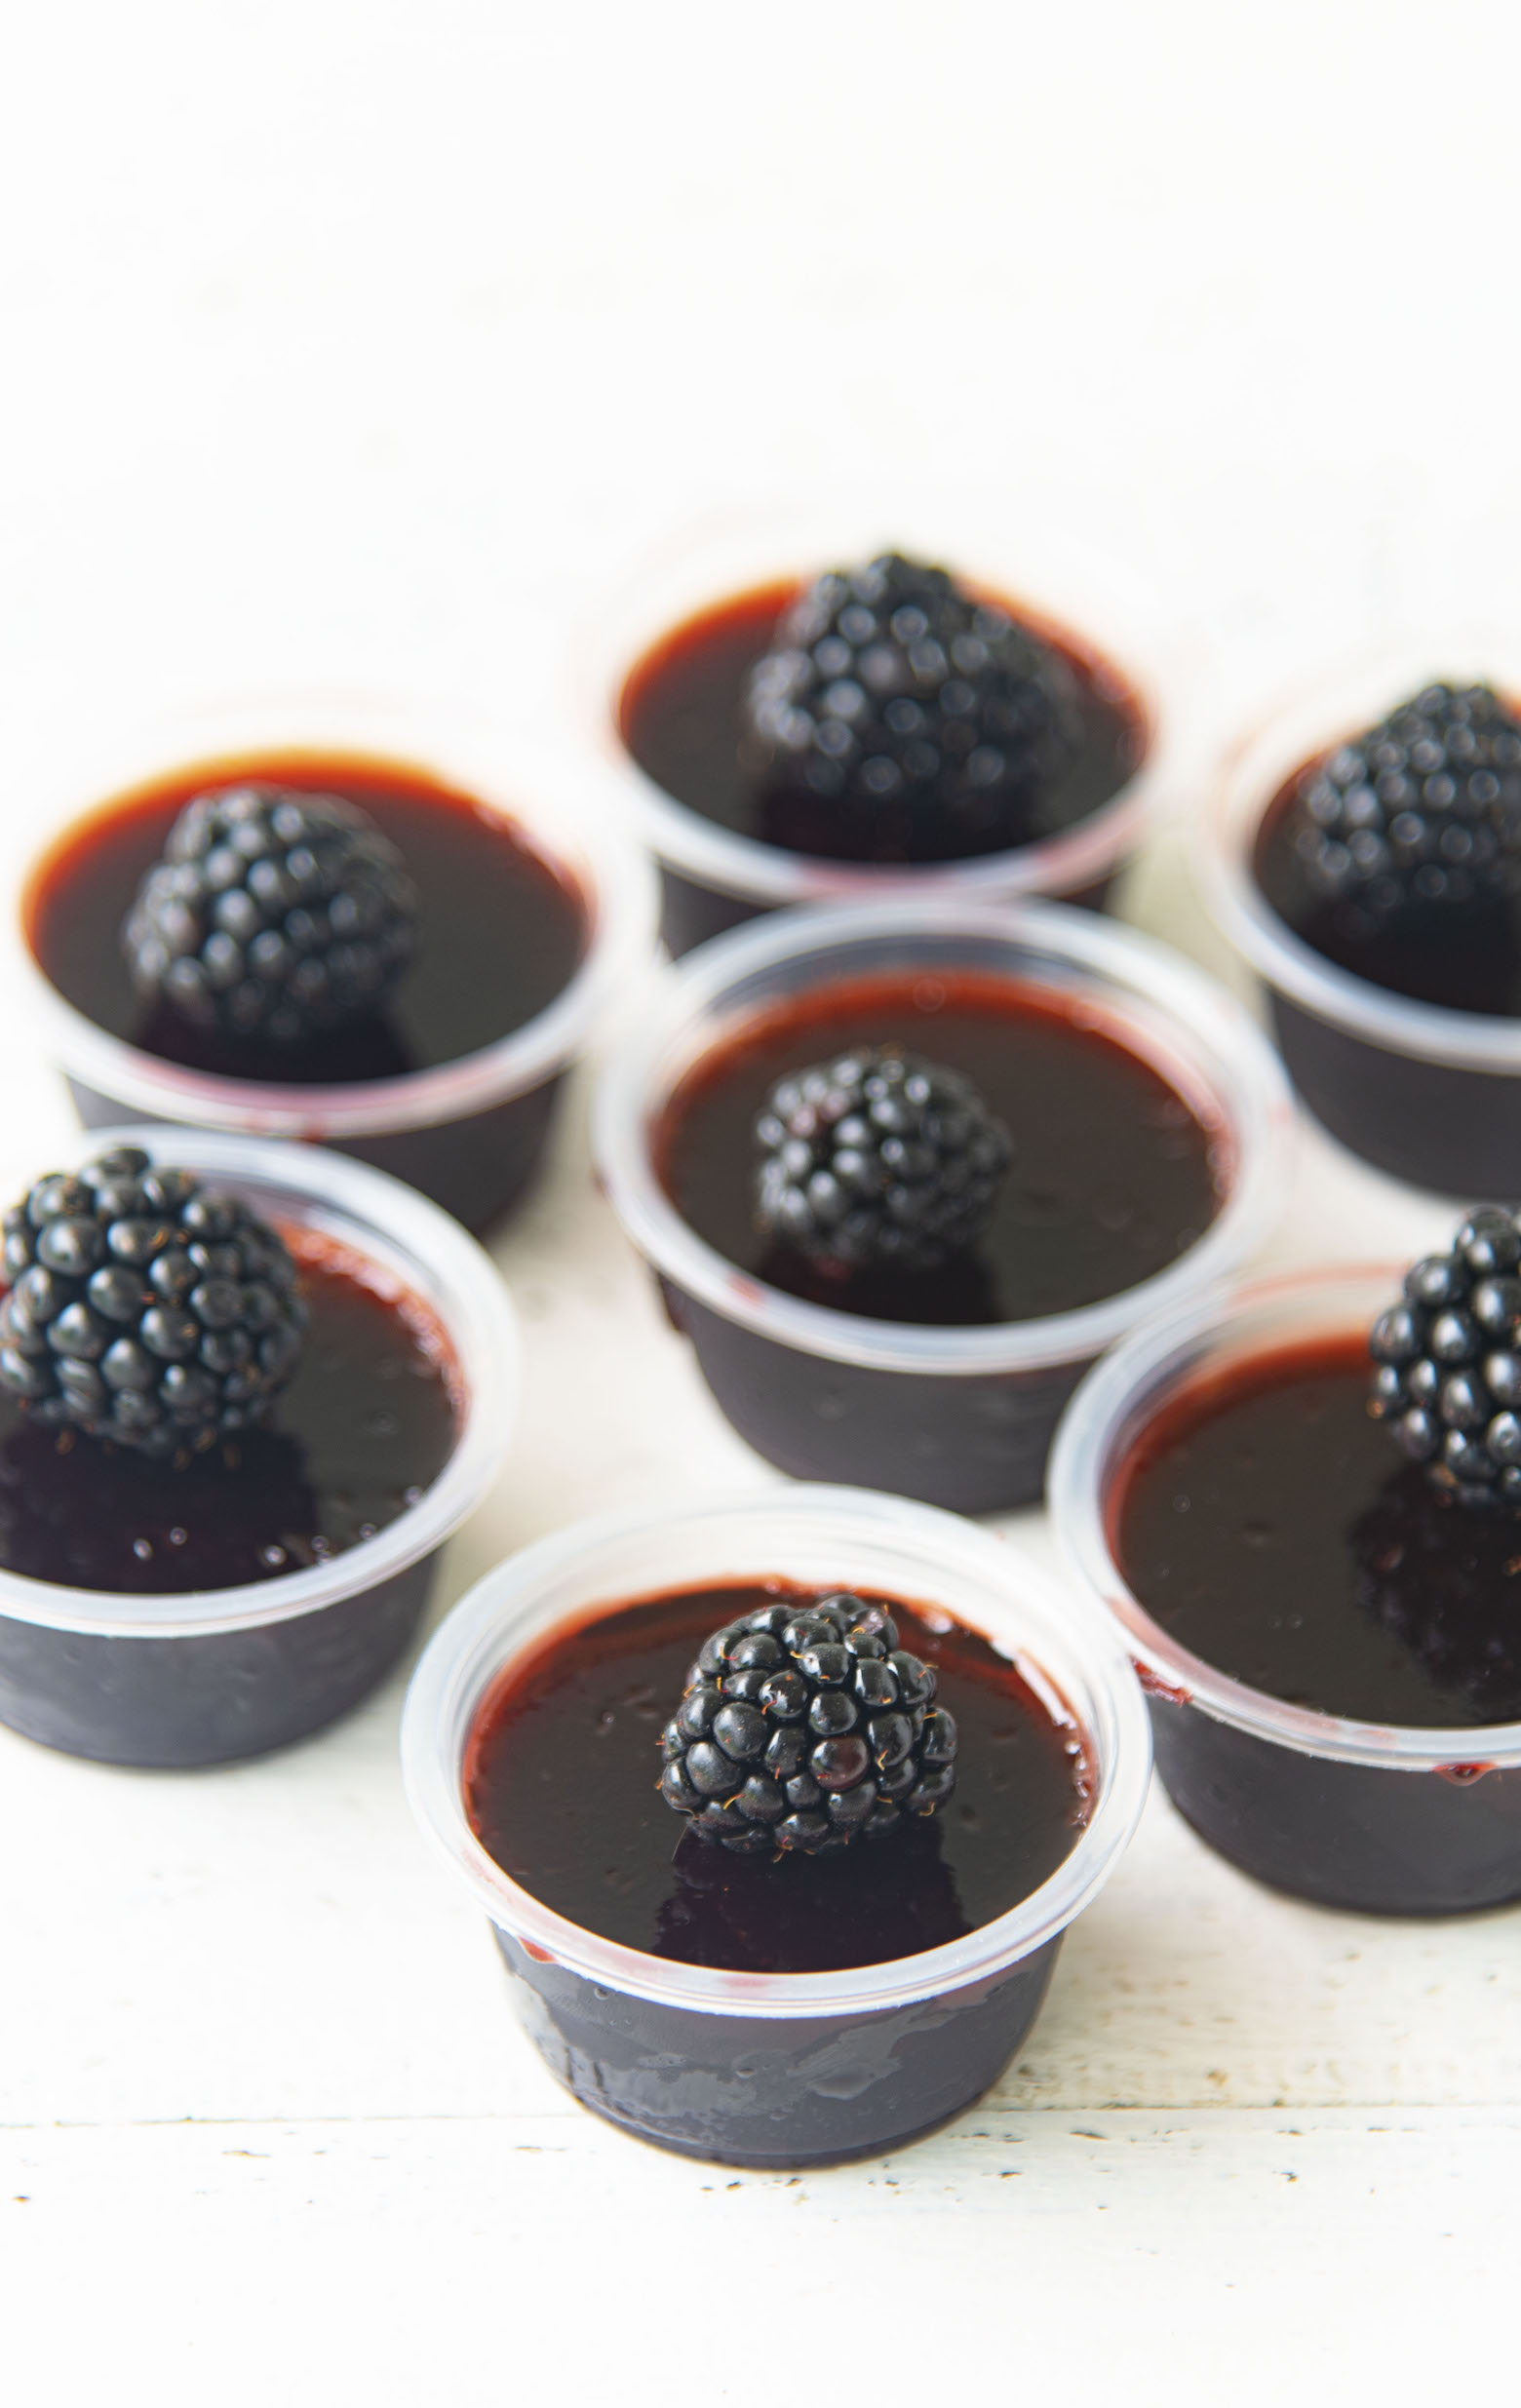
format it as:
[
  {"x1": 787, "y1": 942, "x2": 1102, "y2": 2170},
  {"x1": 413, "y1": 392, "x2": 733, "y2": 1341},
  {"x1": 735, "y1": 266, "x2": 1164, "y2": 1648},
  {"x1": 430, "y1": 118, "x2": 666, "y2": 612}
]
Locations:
[
  {"x1": 13, "y1": 696, "x2": 656, "y2": 1231},
  {"x1": 575, "y1": 501, "x2": 1179, "y2": 955},
  {"x1": 402, "y1": 1485, "x2": 1150, "y2": 2166},
  {"x1": 595, "y1": 899, "x2": 1292, "y2": 1513},
  {"x1": 1206, "y1": 653, "x2": 1521, "y2": 1196},
  {"x1": 0, "y1": 1127, "x2": 514, "y2": 1766},
  {"x1": 1051, "y1": 1246, "x2": 1521, "y2": 1914}
]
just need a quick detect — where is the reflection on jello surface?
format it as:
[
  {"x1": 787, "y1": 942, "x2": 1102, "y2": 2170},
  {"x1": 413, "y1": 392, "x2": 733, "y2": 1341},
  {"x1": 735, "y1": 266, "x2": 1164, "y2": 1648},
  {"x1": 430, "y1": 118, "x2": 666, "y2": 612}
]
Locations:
[
  {"x1": 26, "y1": 749, "x2": 587, "y2": 1089},
  {"x1": 0, "y1": 1230, "x2": 458, "y2": 1597},
  {"x1": 658, "y1": 970, "x2": 1226, "y2": 1329},
  {"x1": 1113, "y1": 1335, "x2": 1521, "y2": 1729},
  {"x1": 620, "y1": 577, "x2": 1144, "y2": 867},
  {"x1": 463, "y1": 1580, "x2": 1091, "y2": 1976}
]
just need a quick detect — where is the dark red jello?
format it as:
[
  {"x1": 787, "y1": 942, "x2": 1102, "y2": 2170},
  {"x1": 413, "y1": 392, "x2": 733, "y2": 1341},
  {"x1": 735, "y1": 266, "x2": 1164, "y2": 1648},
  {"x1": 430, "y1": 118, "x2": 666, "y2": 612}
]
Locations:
[
  {"x1": 622, "y1": 583, "x2": 1143, "y2": 865},
  {"x1": 24, "y1": 750, "x2": 592, "y2": 1230},
  {"x1": 1112, "y1": 1336, "x2": 1521, "y2": 1729},
  {"x1": 464, "y1": 1578, "x2": 1091, "y2": 1978},
  {"x1": 0, "y1": 1226, "x2": 458, "y2": 1598},
  {"x1": 657, "y1": 968, "x2": 1227, "y2": 1330},
  {"x1": 619, "y1": 580, "x2": 1149, "y2": 954},
  {"x1": 27, "y1": 750, "x2": 587, "y2": 1087},
  {"x1": 1256, "y1": 767, "x2": 1521, "y2": 1021}
]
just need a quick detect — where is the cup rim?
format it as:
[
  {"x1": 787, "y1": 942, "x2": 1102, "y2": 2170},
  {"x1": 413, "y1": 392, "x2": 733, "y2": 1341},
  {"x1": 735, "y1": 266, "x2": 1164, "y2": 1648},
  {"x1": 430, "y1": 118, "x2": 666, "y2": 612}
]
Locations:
[
  {"x1": 1203, "y1": 647, "x2": 1521, "y2": 1071},
  {"x1": 0, "y1": 1125, "x2": 518, "y2": 1639},
  {"x1": 592, "y1": 896, "x2": 1296, "y2": 1376},
  {"x1": 399, "y1": 1483, "x2": 1153, "y2": 2019},
  {"x1": 1047, "y1": 1259, "x2": 1521, "y2": 1771},
  {"x1": 568, "y1": 498, "x2": 1187, "y2": 911},
  {"x1": 8, "y1": 703, "x2": 658, "y2": 1139}
]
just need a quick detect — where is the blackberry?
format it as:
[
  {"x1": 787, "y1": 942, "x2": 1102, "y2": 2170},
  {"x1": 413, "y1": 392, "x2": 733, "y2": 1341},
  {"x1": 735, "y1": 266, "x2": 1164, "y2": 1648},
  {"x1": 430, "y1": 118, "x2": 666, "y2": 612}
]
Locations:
[
  {"x1": 123, "y1": 783, "x2": 419, "y2": 1045},
  {"x1": 743, "y1": 552, "x2": 1080, "y2": 863},
  {"x1": 1285, "y1": 682, "x2": 1521, "y2": 932},
  {"x1": 0, "y1": 1147, "x2": 307, "y2": 1460},
  {"x1": 659, "y1": 1591, "x2": 958, "y2": 1855},
  {"x1": 754, "y1": 1047, "x2": 1011, "y2": 1273},
  {"x1": 1368, "y1": 1206, "x2": 1521, "y2": 1510}
]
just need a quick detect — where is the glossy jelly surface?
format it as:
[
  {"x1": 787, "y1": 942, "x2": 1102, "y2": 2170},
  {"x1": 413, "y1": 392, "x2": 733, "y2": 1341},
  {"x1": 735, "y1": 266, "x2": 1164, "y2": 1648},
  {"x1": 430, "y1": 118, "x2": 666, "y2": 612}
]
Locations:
[
  {"x1": 464, "y1": 1579, "x2": 1091, "y2": 1975},
  {"x1": 27, "y1": 751, "x2": 588, "y2": 1086},
  {"x1": 620, "y1": 582, "x2": 1144, "y2": 865},
  {"x1": 657, "y1": 971, "x2": 1226, "y2": 1327},
  {"x1": 1113, "y1": 1334, "x2": 1521, "y2": 1728},
  {"x1": 0, "y1": 1227, "x2": 459, "y2": 1595}
]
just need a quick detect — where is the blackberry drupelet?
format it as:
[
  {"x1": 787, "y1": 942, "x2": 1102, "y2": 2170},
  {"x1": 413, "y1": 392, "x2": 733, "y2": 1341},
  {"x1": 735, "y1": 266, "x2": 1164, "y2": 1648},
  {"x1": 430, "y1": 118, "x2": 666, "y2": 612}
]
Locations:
[
  {"x1": 743, "y1": 553, "x2": 1080, "y2": 863},
  {"x1": 1284, "y1": 682, "x2": 1521, "y2": 932},
  {"x1": 659, "y1": 1591, "x2": 958, "y2": 1855},
  {"x1": 754, "y1": 1047, "x2": 1011, "y2": 1273},
  {"x1": 1369, "y1": 1206, "x2": 1521, "y2": 1509},
  {"x1": 123, "y1": 783, "x2": 419, "y2": 1044},
  {"x1": 0, "y1": 1147, "x2": 307, "y2": 1460}
]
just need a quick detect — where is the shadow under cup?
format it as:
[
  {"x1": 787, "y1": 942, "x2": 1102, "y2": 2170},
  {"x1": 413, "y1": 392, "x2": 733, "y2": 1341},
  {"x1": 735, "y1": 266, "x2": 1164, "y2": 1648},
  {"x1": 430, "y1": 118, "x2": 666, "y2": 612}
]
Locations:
[{"x1": 401, "y1": 1488, "x2": 1151, "y2": 2167}]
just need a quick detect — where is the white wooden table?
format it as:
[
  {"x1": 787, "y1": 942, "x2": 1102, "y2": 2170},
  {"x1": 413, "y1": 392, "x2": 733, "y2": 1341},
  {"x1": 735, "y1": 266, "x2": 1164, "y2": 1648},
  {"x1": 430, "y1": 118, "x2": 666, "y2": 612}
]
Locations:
[{"x1": 2, "y1": 6, "x2": 1518, "y2": 2399}]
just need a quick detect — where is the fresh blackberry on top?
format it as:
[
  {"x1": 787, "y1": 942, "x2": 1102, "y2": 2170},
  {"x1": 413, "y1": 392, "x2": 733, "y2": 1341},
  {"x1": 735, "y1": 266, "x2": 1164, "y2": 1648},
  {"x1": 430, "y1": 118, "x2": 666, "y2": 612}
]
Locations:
[
  {"x1": 1284, "y1": 682, "x2": 1521, "y2": 935},
  {"x1": 743, "y1": 552, "x2": 1080, "y2": 863},
  {"x1": 659, "y1": 1590, "x2": 958, "y2": 1855},
  {"x1": 755, "y1": 1046, "x2": 1011, "y2": 1274},
  {"x1": 0, "y1": 1146, "x2": 306, "y2": 1460},
  {"x1": 123, "y1": 783, "x2": 419, "y2": 1045},
  {"x1": 1369, "y1": 1205, "x2": 1521, "y2": 1510}
]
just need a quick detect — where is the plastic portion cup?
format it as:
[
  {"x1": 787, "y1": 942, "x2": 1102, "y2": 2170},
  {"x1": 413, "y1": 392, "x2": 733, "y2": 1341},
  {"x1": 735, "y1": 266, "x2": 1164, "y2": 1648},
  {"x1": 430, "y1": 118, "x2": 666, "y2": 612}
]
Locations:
[
  {"x1": 572, "y1": 500, "x2": 1182, "y2": 956},
  {"x1": 401, "y1": 1484, "x2": 1150, "y2": 2168},
  {"x1": 7, "y1": 697, "x2": 657, "y2": 1233},
  {"x1": 1049, "y1": 1263, "x2": 1521, "y2": 1916},
  {"x1": 1204, "y1": 650, "x2": 1521, "y2": 1197},
  {"x1": 0, "y1": 1127, "x2": 516, "y2": 1768},
  {"x1": 593, "y1": 900, "x2": 1294, "y2": 1515}
]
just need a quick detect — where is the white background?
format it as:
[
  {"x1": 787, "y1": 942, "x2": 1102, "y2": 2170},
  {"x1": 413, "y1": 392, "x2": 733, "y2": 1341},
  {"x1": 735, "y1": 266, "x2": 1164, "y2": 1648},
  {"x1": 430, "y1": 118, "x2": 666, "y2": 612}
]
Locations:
[{"x1": 1, "y1": 5, "x2": 1519, "y2": 2401}]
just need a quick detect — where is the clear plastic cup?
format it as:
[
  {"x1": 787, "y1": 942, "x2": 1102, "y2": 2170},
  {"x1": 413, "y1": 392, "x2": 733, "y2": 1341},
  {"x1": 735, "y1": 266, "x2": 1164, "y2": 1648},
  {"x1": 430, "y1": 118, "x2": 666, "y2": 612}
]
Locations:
[
  {"x1": 401, "y1": 1484, "x2": 1150, "y2": 2167},
  {"x1": 593, "y1": 899, "x2": 1294, "y2": 1514},
  {"x1": 1203, "y1": 646, "x2": 1521, "y2": 1197},
  {"x1": 571, "y1": 497, "x2": 1184, "y2": 956},
  {"x1": 7, "y1": 693, "x2": 658, "y2": 1232},
  {"x1": 1049, "y1": 1263, "x2": 1521, "y2": 1915},
  {"x1": 0, "y1": 1126, "x2": 516, "y2": 1767}
]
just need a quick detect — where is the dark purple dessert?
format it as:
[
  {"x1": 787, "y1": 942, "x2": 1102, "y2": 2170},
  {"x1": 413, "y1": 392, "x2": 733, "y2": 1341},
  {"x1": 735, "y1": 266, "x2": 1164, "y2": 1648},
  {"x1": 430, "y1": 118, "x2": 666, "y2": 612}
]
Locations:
[
  {"x1": 23, "y1": 750, "x2": 591, "y2": 1229},
  {"x1": 465, "y1": 1578, "x2": 1090, "y2": 1978},
  {"x1": 1247, "y1": 682, "x2": 1521, "y2": 1195},
  {"x1": 619, "y1": 570, "x2": 1146, "y2": 952},
  {"x1": 0, "y1": 1146, "x2": 462, "y2": 1767},
  {"x1": 0, "y1": 1232, "x2": 456, "y2": 1597},
  {"x1": 658, "y1": 968, "x2": 1225, "y2": 1331},
  {"x1": 1113, "y1": 1338, "x2": 1521, "y2": 1731},
  {"x1": 1103, "y1": 1221, "x2": 1521, "y2": 1912},
  {"x1": 1256, "y1": 681, "x2": 1521, "y2": 1021}
]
